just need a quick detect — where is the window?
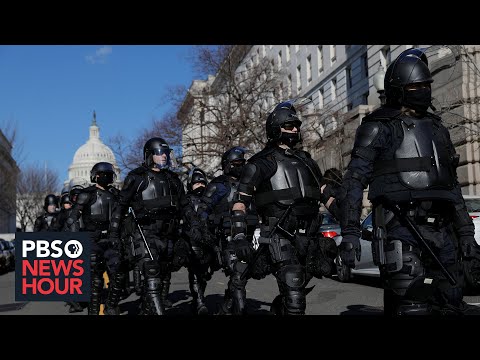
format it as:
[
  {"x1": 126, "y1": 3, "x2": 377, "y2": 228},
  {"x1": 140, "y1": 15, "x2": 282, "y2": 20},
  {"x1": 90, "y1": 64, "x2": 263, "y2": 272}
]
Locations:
[
  {"x1": 362, "y1": 53, "x2": 369, "y2": 79},
  {"x1": 362, "y1": 91, "x2": 369, "y2": 104},
  {"x1": 296, "y1": 65, "x2": 302, "y2": 92},
  {"x1": 317, "y1": 46, "x2": 324, "y2": 74},
  {"x1": 286, "y1": 45, "x2": 291, "y2": 62},
  {"x1": 331, "y1": 79, "x2": 337, "y2": 101},
  {"x1": 277, "y1": 50, "x2": 282, "y2": 69},
  {"x1": 287, "y1": 74, "x2": 292, "y2": 97},
  {"x1": 330, "y1": 45, "x2": 336, "y2": 64},
  {"x1": 306, "y1": 55, "x2": 312, "y2": 84},
  {"x1": 347, "y1": 102, "x2": 353, "y2": 111},
  {"x1": 346, "y1": 66, "x2": 353, "y2": 88},
  {"x1": 318, "y1": 88, "x2": 324, "y2": 109}
]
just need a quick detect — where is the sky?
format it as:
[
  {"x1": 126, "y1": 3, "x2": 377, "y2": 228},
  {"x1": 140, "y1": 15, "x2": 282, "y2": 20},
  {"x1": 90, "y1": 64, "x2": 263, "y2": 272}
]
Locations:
[{"x1": 0, "y1": 45, "x2": 199, "y2": 187}]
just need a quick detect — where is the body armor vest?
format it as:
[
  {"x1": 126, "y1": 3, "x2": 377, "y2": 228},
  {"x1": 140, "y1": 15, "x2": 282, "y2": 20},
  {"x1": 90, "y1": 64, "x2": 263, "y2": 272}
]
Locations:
[
  {"x1": 133, "y1": 170, "x2": 180, "y2": 214},
  {"x1": 369, "y1": 114, "x2": 457, "y2": 203},
  {"x1": 254, "y1": 150, "x2": 321, "y2": 208},
  {"x1": 89, "y1": 188, "x2": 116, "y2": 223}
]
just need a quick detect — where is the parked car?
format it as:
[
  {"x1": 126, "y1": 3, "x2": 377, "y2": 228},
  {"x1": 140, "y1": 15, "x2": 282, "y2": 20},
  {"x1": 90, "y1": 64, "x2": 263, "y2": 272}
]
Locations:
[
  {"x1": 0, "y1": 239, "x2": 15, "y2": 272},
  {"x1": 463, "y1": 195, "x2": 480, "y2": 246}
]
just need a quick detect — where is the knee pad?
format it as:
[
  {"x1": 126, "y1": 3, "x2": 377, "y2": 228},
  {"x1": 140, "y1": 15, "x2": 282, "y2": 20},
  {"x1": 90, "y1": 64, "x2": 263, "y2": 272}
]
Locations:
[
  {"x1": 143, "y1": 260, "x2": 161, "y2": 279},
  {"x1": 277, "y1": 264, "x2": 306, "y2": 290},
  {"x1": 385, "y1": 250, "x2": 426, "y2": 297},
  {"x1": 283, "y1": 290, "x2": 306, "y2": 315}
]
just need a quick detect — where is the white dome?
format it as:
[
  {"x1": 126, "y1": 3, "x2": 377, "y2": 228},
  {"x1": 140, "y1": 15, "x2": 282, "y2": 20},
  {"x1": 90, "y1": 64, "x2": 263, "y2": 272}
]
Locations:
[{"x1": 64, "y1": 112, "x2": 121, "y2": 188}]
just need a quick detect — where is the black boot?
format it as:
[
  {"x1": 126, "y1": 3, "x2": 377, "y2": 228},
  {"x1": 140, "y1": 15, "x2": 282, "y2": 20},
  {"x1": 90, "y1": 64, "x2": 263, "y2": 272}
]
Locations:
[
  {"x1": 88, "y1": 276, "x2": 104, "y2": 315},
  {"x1": 143, "y1": 261, "x2": 164, "y2": 315},
  {"x1": 161, "y1": 274, "x2": 173, "y2": 308},
  {"x1": 133, "y1": 265, "x2": 142, "y2": 296},
  {"x1": 104, "y1": 272, "x2": 126, "y2": 315},
  {"x1": 217, "y1": 289, "x2": 233, "y2": 315},
  {"x1": 189, "y1": 271, "x2": 208, "y2": 315},
  {"x1": 66, "y1": 302, "x2": 84, "y2": 313}
]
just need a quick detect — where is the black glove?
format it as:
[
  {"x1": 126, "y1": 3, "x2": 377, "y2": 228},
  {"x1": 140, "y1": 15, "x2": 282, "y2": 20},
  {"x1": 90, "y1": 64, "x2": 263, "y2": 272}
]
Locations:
[
  {"x1": 461, "y1": 236, "x2": 480, "y2": 260},
  {"x1": 339, "y1": 235, "x2": 361, "y2": 268},
  {"x1": 230, "y1": 233, "x2": 252, "y2": 262}
]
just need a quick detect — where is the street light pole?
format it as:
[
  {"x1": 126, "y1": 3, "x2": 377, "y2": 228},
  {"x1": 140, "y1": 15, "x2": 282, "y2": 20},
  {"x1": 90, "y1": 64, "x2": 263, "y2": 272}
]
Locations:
[{"x1": 373, "y1": 64, "x2": 386, "y2": 106}]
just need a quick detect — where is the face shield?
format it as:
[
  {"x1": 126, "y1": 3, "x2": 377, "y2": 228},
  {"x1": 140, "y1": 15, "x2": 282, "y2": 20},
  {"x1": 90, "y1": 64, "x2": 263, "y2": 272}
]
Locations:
[{"x1": 152, "y1": 147, "x2": 172, "y2": 169}]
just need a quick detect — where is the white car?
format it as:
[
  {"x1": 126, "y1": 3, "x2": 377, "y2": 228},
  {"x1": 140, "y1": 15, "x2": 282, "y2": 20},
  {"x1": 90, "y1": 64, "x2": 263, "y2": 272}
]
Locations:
[{"x1": 463, "y1": 195, "x2": 480, "y2": 246}]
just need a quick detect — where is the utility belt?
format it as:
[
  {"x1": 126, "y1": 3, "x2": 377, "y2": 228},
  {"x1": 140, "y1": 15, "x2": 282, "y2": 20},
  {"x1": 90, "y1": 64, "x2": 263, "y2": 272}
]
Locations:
[
  {"x1": 394, "y1": 200, "x2": 453, "y2": 229},
  {"x1": 260, "y1": 216, "x2": 316, "y2": 236},
  {"x1": 138, "y1": 217, "x2": 179, "y2": 235}
]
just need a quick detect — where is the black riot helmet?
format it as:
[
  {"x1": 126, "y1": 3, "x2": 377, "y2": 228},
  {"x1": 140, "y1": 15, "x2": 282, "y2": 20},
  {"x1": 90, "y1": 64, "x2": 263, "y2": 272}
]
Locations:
[
  {"x1": 60, "y1": 193, "x2": 73, "y2": 207},
  {"x1": 385, "y1": 48, "x2": 433, "y2": 112},
  {"x1": 60, "y1": 185, "x2": 70, "y2": 197},
  {"x1": 221, "y1": 146, "x2": 247, "y2": 178},
  {"x1": 43, "y1": 194, "x2": 59, "y2": 212},
  {"x1": 187, "y1": 167, "x2": 208, "y2": 195},
  {"x1": 90, "y1": 162, "x2": 116, "y2": 186},
  {"x1": 266, "y1": 101, "x2": 302, "y2": 147},
  {"x1": 143, "y1": 137, "x2": 172, "y2": 169}
]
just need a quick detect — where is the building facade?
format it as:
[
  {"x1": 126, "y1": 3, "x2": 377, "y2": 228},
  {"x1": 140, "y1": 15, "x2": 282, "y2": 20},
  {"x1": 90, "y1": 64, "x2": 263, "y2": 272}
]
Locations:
[{"x1": 0, "y1": 129, "x2": 20, "y2": 233}]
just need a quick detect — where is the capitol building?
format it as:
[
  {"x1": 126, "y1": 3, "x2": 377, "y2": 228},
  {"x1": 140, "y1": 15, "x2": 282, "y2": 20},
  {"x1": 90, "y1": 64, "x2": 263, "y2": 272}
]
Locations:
[{"x1": 64, "y1": 111, "x2": 121, "y2": 190}]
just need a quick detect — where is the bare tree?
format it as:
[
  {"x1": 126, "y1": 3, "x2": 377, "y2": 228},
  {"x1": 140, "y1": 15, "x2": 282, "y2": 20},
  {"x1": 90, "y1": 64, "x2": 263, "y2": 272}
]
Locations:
[
  {"x1": 178, "y1": 45, "x2": 285, "y2": 177},
  {"x1": 16, "y1": 164, "x2": 60, "y2": 232}
]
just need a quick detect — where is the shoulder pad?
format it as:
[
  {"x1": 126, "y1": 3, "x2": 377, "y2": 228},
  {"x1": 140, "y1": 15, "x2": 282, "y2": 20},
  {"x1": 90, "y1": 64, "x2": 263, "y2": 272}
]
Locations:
[
  {"x1": 363, "y1": 106, "x2": 402, "y2": 122},
  {"x1": 204, "y1": 182, "x2": 218, "y2": 198},
  {"x1": 248, "y1": 146, "x2": 276, "y2": 162},
  {"x1": 131, "y1": 166, "x2": 148, "y2": 175},
  {"x1": 76, "y1": 192, "x2": 92, "y2": 205},
  {"x1": 354, "y1": 121, "x2": 382, "y2": 148}
]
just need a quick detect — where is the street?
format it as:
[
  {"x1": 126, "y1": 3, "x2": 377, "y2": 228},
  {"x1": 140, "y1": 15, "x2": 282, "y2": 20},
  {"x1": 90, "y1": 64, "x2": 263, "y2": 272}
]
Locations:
[{"x1": 1, "y1": 267, "x2": 479, "y2": 315}]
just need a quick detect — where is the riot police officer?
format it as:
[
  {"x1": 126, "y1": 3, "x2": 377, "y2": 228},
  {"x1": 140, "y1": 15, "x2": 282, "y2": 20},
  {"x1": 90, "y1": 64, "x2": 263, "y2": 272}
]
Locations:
[
  {"x1": 108, "y1": 137, "x2": 189, "y2": 315},
  {"x1": 181, "y1": 167, "x2": 215, "y2": 315},
  {"x1": 53, "y1": 192, "x2": 74, "y2": 232},
  {"x1": 337, "y1": 48, "x2": 480, "y2": 315},
  {"x1": 197, "y1": 146, "x2": 259, "y2": 315},
  {"x1": 65, "y1": 162, "x2": 124, "y2": 315},
  {"x1": 33, "y1": 194, "x2": 59, "y2": 231},
  {"x1": 228, "y1": 102, "x2": 339, "y2": 315}
]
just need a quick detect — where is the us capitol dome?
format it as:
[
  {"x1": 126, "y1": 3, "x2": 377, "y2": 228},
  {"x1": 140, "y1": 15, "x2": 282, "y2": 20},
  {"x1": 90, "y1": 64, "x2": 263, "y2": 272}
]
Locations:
[{"x1": 63, "y1": 111, "x2": 122, "y2": 190}]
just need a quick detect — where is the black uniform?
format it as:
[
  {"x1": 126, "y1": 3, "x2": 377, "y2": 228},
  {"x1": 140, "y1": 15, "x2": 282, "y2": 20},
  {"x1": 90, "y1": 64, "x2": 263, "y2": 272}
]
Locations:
[
  {"x1": 338, "y1": 48, "x2": 480, "y2": 315},
  {"x1": 197, "y1": 147, "x2": 261, "y2": 315},
  {"x1": 182, "y1": 190, "x2": 215, "y2": 314},
  {"x1": 66, "y1": 184, "x2": 123, "y2": 315},
  {"x1": 33, "y1": 194, "x2": 59, "y2": 232},
  {"x1": 109, "y1": 165, "x2": 189, "y2": 315},
  {"x1": 229, "y1": 102, "x2": 339, "y2": 315}
]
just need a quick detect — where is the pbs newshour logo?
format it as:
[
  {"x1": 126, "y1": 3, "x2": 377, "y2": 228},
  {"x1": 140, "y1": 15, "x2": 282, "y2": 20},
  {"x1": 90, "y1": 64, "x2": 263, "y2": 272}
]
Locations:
[{"x1": 15, "y1": 232, "x2": 91, "y2": 302}]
